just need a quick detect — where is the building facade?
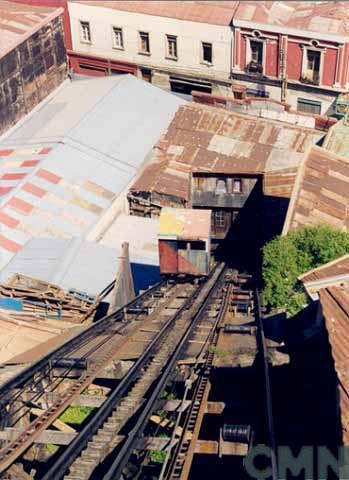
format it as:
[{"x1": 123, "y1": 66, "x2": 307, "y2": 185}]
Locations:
[
  {"x1": 12, "y1": 1, "x2": 349, "y2": 114},
  {"x1": 190, "y1": 172, "x2": 261, "y2": 240},
  {"x1": 0, "y1": 2, "x2": 67, "y2": 137},
  {"x1": 67, "y1": 1, "x2": 236, "y2": 95},
  {"x1": 231, "y1": 2, "x2": 349, "y2": 115}
]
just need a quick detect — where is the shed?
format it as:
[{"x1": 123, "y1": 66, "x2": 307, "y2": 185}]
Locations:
[{"x1": 158, "y1": 208, "x2": 211, "y2": 276}]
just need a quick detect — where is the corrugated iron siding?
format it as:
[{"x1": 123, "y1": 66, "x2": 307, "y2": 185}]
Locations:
[
  {"x1": 159, "y1": 240, "x2": 178, "y2": 274},
  {"x1": 320, "y1": 286, "x2": 349, "y2": 445},
  {"x1": 159, "y1": 240, "x2": 209, "y2": 276},
  {"x1": 284, "y1": 146, "x2": 349, "y2": 234},
  {"x1": 178, "y1": 249, "x2": 209, "y2": 276},
  {"x1": 130, "y1": 103, "x2": 321, "y2": 206}
]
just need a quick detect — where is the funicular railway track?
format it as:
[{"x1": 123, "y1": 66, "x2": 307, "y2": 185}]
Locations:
[
  {"x1": 0, "y1": 263, "x2": 227, "y2": 479},
  {"x1": 158, "y1": 273, "x2": 278, "y2": 480},
  {"x1": 0, "y1": 278, "x2": 185, "y2": 475}
]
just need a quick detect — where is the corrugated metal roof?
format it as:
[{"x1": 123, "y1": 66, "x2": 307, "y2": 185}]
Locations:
[
  {"x1": 159, "y1": 208, "x2": 211, "y2": 240},
  {"x1": 72, "y1": 1, "x2": 238, "y2": 26},
  {"x1": 299, "y1": 254, "x2": 349, "y2": 300},
  {"x1": 300, "y1": 254, "x2": 349, "y2": 285},
  {"x1": 0, "y1": 237, "x2": 120, "y2": 297},
  {"x1": 0, "y1": 0, "x2": 62, "y2": 59},
  {"x1": 234, "y1": 2, "x2": 349, "y2": 38},
  {"x1": 131, "y1": 103, "x2": 322, "y2": 201},
  {"x1": 283, "y1": 146, "x2": 349, "y2": 234},
  {"x1": 319, "y1": 286, "x2": 349, "y2": 445},
  {"x1": 323, "y1": 119, "x2": 349, "y2": 161},
  {"x1": 98, "y1": 213, "x2": 159, "y2": 266},
  {"x1": 0, "y1": 75, "x2": 184, "y2": 269}
]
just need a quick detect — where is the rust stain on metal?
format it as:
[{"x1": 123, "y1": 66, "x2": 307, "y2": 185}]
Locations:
[
  {"x1": 319, "y1": 286, "x2": 349, "y2": 445},
  {"x1": 283, "y1": 146, "x2": 349, "y2": 234},
  {"x1": 130, "y1": 103, "x2": 321, "y2": 206}
]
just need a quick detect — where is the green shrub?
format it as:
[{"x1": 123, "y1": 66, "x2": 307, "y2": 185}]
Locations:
[
  {"x1": 59, "y1": 406, "x2": 94, "y2": 426},
  {"x1": 262, "y1": 225, "x2": 349, "y2": 315}
]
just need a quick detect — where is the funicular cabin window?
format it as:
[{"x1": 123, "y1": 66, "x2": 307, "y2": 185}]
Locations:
[
  {"x1": 177, "y1": 241, "x2": 205, "y2": 251},
  {"x1": 190, "y1": 241, "x2": 205, "y2": 251}
]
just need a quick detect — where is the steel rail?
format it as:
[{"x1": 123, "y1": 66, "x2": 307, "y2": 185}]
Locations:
[
  {"x1": 0, "y1": 281, "x2": 170, "y2": 473},
  {"x1": 0, "y1": 280, "x2": 166, "y2": 405},
  {"x1": 162, "y1": 278, "x2": 232, "y2": 480},
  {"x1": 41, "y1": 278, "x2": 205, "y2": 480},
  {"x1": 102, "y1": 263, "x2": 226, "y2": 480},
  {"x1": 255, "y1": 289, "x2": 278, "y2": 480}
]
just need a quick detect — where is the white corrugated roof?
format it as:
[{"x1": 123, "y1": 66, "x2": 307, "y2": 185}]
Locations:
[
  {"x1": 0, "y1": 75, "x2": 184, "y2": 270},
  {"x1": 0, "y1": 237, "x2": 120, "y2": 297}
]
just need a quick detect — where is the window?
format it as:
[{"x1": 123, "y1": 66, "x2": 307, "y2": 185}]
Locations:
[
  {"x1": 80, "y1": 21, "x2": 91, "y2": 44},
  {"x1": 215, "y1": 179, "x2": 227, "y2": 194},
  {"x1": 297, "y1": 97, "x2": 322, "y2": 115},
  {"x1": 214, "y1": 211, "x2": 225, "y2": 228},
  {"x1": 304, "y1": 49, "x2": 321, "y2": 83},
  {"x1": 202, "y1": 42, "x2": 213, "y2": 64},
  {"x1": 112, "y1": 27, "x2": 123, "y2": 49},
  {"x1": 189, "y1": 241, "x2": 205, "y2": 251},
  {"x1": 139, "y1": 31, "x2": 150, "y2": 54},
  {"x1": 166, "y1": 35, "x2": 177, "y2": 59},
  {"x1": 141, "y1": 67, "x2": 152, "y2": 83},
  {"x1": 250, "y1": 40, "x2": 263, "y2": 64},
  {"x1": 233, "y1": 179, "x2": 242, "y2": 193}
]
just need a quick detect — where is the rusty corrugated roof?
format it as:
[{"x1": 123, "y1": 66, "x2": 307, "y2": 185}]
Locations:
[
  {"x1": 159, "y1": 207, "x2": 211, "y2": 240},
  {"x1": 283, "y1": 146, "x2": 349, "y2": 234},
  {"x1": 131, "y1": 103, "x2": 322, "y2": 201},
  {"x1": 300, "y1": 254, "x2": 349, "y2": 285},
  {"x1": 324, "y1": 120, "x2": 349, "y2": 161},
  {"x1": 72, "y1": 0, "x2": 238, "y2": 26},
  {"x1": 0, "y1": 0, "x2": 62, "y2": 59},
  {"x1": 234, "y1": 2, "x2": 349, "y2": 38},
  {"x1": 319, "y1": 286, "x2": 349, "y2": 445}
]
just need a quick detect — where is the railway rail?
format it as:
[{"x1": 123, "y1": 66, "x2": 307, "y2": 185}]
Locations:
[
  {"x1": 0, "y1": 264, "x2": 277, "y2": 480},
  {"x1": 159, "y1": 273, "x2": 232, "y2": 480},
  {"x1": 0, "y1": 279, "x2": 181, "y2": 474},
  {"x1": 0, "y1": 263, "x2": 226, "y2": 478},
  {"x1": 158, "y1": 273, "x2": 278, "y2": 480}
]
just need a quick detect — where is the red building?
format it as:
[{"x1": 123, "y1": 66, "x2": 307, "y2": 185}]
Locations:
[
  {"x1": 232, "y1": 2, "x2": 349, "y2": 115},
  {"x1": 10, "y1": 1, "x2": 349, "y2": 115}
]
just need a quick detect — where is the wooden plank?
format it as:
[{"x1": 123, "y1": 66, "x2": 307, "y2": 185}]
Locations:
[
  {"x1": 194, "y1": 440, "x2": 218, "y2": 455},
  {"x1": 0, "y1": 428, "x2": 77, "y2": 446},
  {"x1": 37, "y1": 393, "x2": 107, "y2": 409},
  {"x1": 205, "y1": 401, "x2": 225, "y2": 414},
  {"x1": 30, "y1": 408, "x2": 76, "y2": 434}
]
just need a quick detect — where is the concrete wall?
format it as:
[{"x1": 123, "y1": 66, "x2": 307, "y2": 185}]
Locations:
[
  {"x1": 68, "y1": 2, "x2": 232, "y2": 83},
  {"x1": 0, "y1": 14, "x2": 67, "y2": 136},
  {"x1": 108, "y1": 242, "x2": 135, "y2": 313}
]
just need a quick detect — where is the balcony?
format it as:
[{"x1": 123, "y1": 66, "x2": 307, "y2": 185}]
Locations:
[
  {"x1": 192, "y1": 191, "x2": 249, "y2": 209},
  {"x1": 245, "y1": 61, "x2": 263, "y2": 76},
  {"x1": 300, "y1": 73, "x2": 320, "y2": 86}
]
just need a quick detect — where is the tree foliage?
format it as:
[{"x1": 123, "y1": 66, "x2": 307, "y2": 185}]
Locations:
[{"x1": 262, "y1": 225, "x2": 349, "y2": 315}]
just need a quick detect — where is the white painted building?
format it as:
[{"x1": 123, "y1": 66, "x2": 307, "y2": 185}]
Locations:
[{"x1": 68, "y1": 1, "x2": 237, "y2": 95}]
